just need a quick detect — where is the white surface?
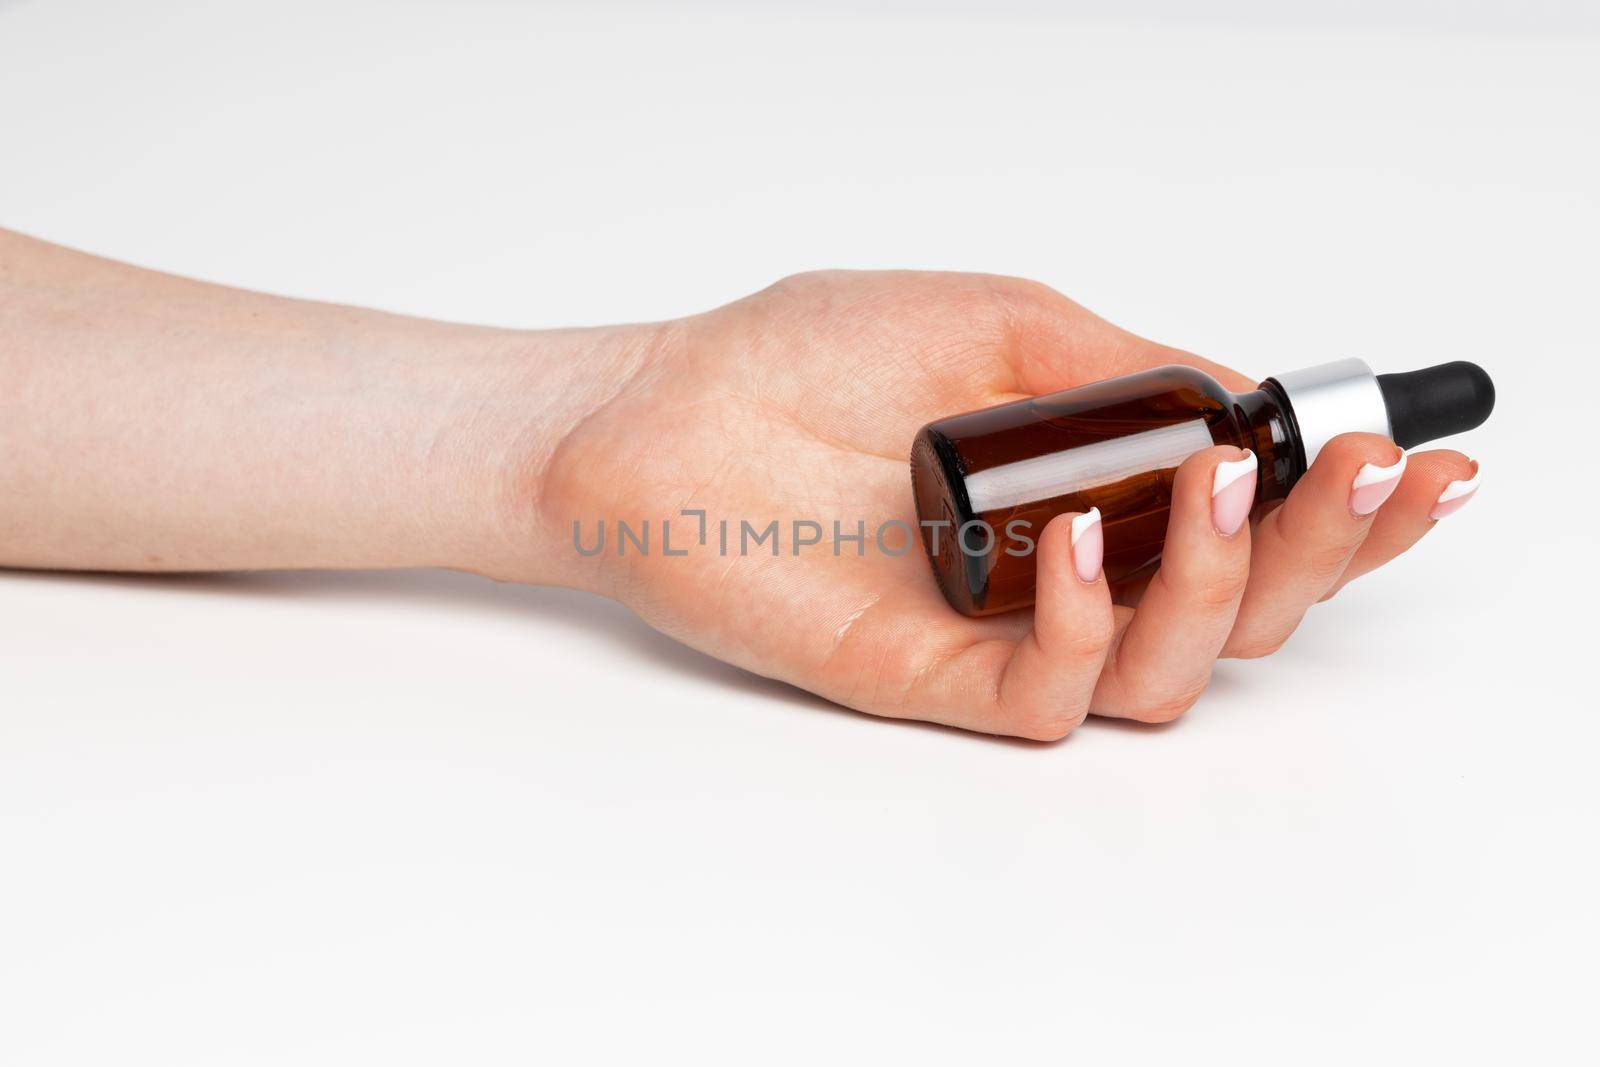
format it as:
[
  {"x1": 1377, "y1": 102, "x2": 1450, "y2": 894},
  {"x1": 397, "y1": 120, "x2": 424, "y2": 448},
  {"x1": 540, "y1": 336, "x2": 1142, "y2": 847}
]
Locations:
[{"x1": 2, "y1": 1, "x2": 1597, "y2": 1063}]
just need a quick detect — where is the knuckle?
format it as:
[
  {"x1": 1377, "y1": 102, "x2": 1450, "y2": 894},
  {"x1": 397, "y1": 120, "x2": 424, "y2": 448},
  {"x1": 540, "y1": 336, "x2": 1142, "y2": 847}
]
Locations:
[
  {"x1": 1125, "y1": 677, "x2": 1209, "y2": 724},
  {"x1": 1162, "y1": 557, "x2": 1250, "y2": 611},
  {"x1": 1014, "y1": 708, "x2": 1089, "y2": 742},
  {"x1": 1137, "y1": 693, "x2": 1202, "y2": 724},
  {"x1": 1301, "y1": 542, "x2": 1354, "y2": 585},
  {"x1": 1229, "y1": 632, "x2": 1291, "y2": 660},
  {"x1": 758, "y1": 270, "x2": 838, "y2": 305},
  {"x1": 986, "y1": 275, "x2": 1078, "y2": 327},
  {"x1": 770, "y1": 269, "x2": 826, "y2": 289},
  {"x1": 1060, "y1": 612, "x2": 1116, "y2": 659},
  {"x1": 991, "y1": 275, "x2": 1064, "y2": 307}
]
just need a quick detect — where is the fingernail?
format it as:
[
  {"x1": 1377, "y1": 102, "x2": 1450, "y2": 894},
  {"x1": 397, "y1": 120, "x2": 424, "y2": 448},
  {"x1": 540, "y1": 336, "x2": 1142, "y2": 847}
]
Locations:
[
  {"x1": 1430, "y1": 465, "x2": 1480, "y2": 520},
  {"x1": 1211, "y1": 452, "x2": 1257, "y2": 536},
  {"x1": 1070, "y1": 507, "x2": 1103, "y2": 583},
  {"x1": 1349, "y1": 452, "x2": 1407, "y2": 516}
]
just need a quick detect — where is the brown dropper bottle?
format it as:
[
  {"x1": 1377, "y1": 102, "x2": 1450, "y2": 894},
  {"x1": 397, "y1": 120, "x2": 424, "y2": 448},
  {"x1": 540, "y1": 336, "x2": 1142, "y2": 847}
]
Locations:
[{"x1": 910, "y1": 359, "x2": 1494, "y2": 617}]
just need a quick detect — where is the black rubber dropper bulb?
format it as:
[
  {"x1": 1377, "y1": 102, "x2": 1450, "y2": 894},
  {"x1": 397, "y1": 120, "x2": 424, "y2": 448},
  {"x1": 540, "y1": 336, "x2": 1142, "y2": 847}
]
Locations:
[{"x1": 1376, "y1": 361, "x2": 1496, "y2": 449}]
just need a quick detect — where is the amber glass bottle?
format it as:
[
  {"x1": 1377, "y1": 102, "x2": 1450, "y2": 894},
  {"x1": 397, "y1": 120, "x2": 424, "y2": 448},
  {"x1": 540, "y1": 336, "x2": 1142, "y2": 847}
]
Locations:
[{"x1": 910, "y1": 359, "x2": 1494, "y2": 617}]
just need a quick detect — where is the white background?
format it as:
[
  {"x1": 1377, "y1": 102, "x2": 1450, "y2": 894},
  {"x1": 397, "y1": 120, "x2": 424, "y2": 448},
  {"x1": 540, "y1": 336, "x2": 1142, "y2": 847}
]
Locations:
[{"x1": 2, "y1": 1, "x2": 1596, "y2": 1063}]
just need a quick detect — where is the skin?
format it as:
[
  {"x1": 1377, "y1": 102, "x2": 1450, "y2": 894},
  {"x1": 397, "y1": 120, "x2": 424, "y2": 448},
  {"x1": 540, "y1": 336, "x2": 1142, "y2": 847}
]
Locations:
[{"x1": 0, "y1": 230, "x2": 1477, "y2": 739}]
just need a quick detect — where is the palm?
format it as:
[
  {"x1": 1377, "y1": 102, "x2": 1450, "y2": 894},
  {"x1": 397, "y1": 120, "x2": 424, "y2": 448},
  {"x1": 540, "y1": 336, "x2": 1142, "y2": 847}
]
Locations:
[{"x1": 553, "y1": 271, "x2": 1249, "y2": 729}]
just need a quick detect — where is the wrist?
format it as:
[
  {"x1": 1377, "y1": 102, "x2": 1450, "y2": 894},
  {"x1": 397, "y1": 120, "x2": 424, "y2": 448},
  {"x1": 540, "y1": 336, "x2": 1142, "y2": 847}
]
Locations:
[{"x1": 431, "y1": 318, "x2": 675, "y2": 594}]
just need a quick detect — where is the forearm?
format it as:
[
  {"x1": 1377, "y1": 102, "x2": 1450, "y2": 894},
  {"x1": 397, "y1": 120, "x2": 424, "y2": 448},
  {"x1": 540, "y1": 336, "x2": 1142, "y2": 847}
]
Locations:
[{"x1": 0, "y1": 229, "x2": 640, "y2": 585}]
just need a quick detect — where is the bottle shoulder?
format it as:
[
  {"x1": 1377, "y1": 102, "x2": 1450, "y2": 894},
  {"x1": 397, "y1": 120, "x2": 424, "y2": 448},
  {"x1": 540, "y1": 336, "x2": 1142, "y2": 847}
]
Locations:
[
  {"x1": 1027, "y1": 363, "x2": 1234, "y2": 415},
  {"x1": 1139, "y1": 364, "x2": 1234, "y2": 401}
]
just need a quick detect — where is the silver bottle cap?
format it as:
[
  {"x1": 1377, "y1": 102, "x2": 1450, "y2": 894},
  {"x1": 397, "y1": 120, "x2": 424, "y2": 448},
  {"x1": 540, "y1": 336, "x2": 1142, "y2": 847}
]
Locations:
[{"x1": 1267, "y1": 358, "x2": 1392, "y2": 469}]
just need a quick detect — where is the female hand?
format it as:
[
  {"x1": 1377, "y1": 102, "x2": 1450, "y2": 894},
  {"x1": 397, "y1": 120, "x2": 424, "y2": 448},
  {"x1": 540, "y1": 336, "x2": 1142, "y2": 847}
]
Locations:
[
  {"x1": 511, "y1": 271, "x2": 1479, "y2": 739},
  {"x1": 0, "y1": 234, "x2": 1477, "y2": 740}
]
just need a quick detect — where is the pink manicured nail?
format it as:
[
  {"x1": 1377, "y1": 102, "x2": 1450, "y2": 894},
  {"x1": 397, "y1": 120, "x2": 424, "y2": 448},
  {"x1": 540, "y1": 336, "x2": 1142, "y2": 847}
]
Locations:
[
  {"x1": 1430, "y1": 466, "x2": 1480, "y2": 519},
  {"x1": 1349, "y1": 453, "x2": 1407, "y2": 516},
  {"x1": 1211, "y1": 452, "x2": 1257, "y2": 536},
  {"x1": 1070, "y1": 507, "x2": 1103, "y2": 583}
]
